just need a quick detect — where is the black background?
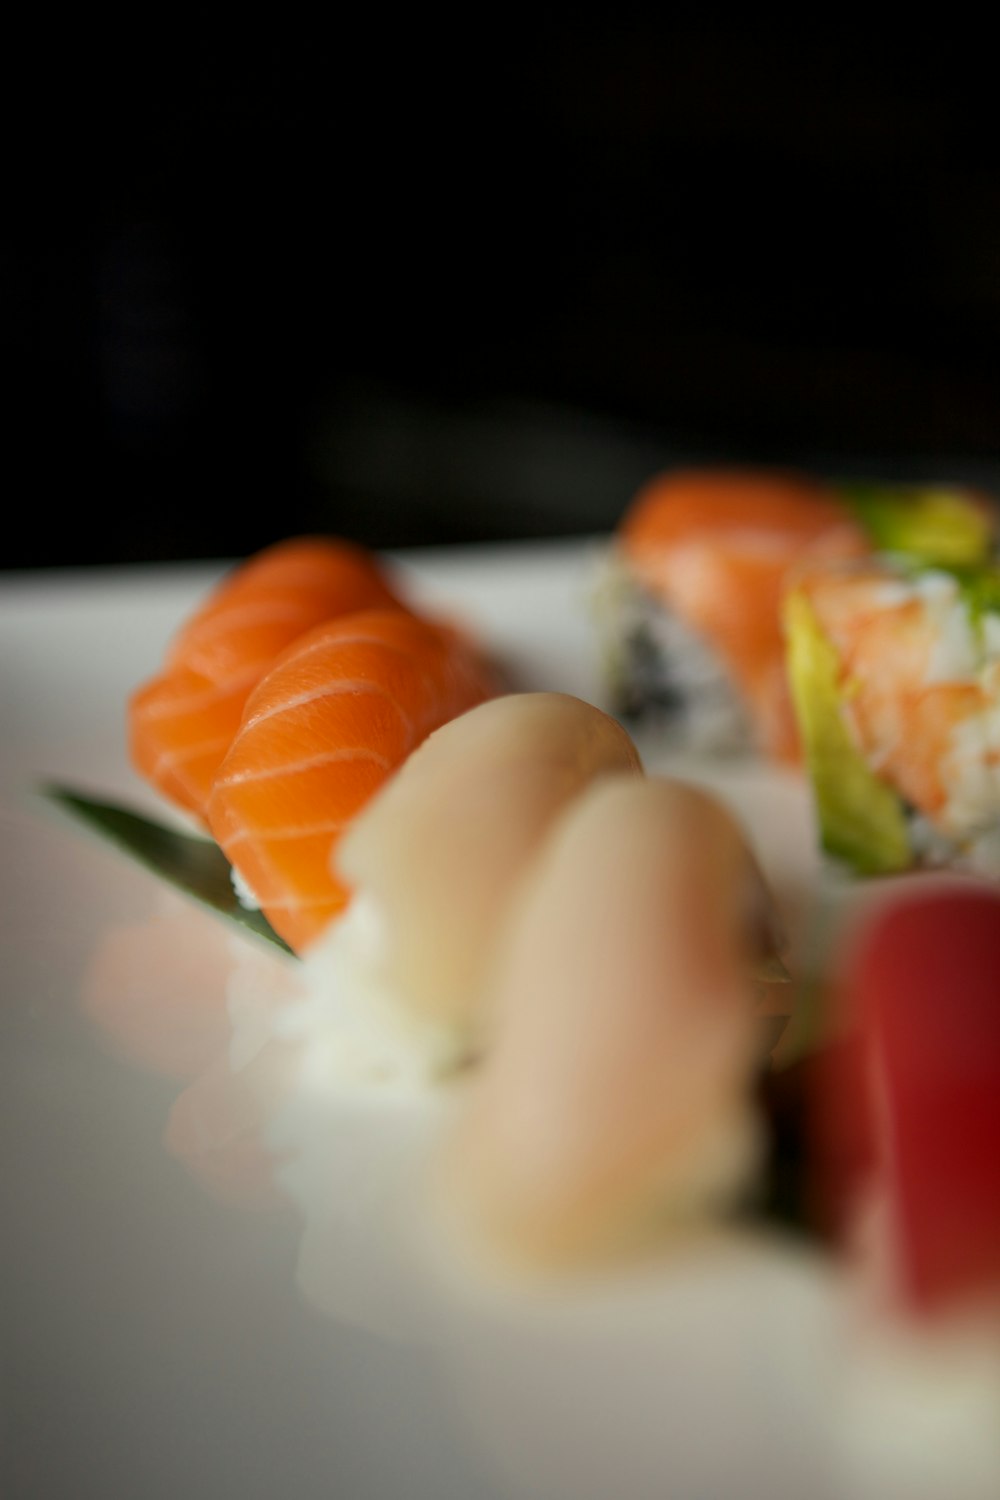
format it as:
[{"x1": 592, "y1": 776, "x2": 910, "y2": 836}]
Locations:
[{"x1": 8, "y1": 20, "x2": 1000, "y2": 569}]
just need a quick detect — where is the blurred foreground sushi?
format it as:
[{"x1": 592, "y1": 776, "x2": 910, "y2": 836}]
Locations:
[
  {"x1": 597, "y1": 467, "x2": 997, "y2": 765},
  {"x1": 431, "y1": 775, "x2": 782, "y2": 1272},
  {"x1": 816, "y1": 880, "x2": 1000, "y2": 1319},
  {"x1": 812, "y1": 882, "x2": 1000, "y2": 1500},
  {"x1": 784, "y1": 555, "x2": 1000, "y2": 878}
]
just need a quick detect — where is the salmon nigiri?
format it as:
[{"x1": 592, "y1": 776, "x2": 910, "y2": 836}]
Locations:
[
  {"x1": 600, "y1": 467, "x2": 868, "y2": 764},
  {"x1": 129, "y1": 536, "x2": 408, "y2": 822},
  {"x1": 206, "y1": 608, "x2": 504, "y2": 954}
]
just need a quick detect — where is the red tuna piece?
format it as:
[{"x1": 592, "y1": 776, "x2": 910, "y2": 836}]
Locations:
[{"x1": 824, "y1": 882, "x2": 1000, "y2": 1315}]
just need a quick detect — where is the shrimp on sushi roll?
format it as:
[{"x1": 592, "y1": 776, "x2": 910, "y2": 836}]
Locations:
[
  {"x1": 783, "y1": 554, "x2": 1000, "y2": 879},
  {"x1": 597, "y1": 467, "x2": 997, "y2": 766}
]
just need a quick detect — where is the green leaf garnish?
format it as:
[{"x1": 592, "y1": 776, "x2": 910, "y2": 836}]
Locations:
[{"x1": 38, "y1": 783, "x2": 294, "y2": 956}]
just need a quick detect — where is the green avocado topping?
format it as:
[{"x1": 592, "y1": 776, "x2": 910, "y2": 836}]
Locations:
[
  {"x1": 839, "y1": 483, "x2": 995, "y2": 568},
  {"x1": 784, "y1": 590, "x2": 913, "y2": 876},
  {"x1": 949, "y1": 563, "x2": 1000, "y2": 631}
]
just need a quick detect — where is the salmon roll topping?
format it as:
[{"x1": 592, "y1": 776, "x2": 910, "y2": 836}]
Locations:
[{"x1": 600, "y1": 467, "x2": 868, "y2": 763}]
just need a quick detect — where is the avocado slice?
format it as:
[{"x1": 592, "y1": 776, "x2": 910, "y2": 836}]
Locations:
[
  {"x1": 840, "y1": 483, "x2": 995, "y2": 568},
  {"x1": 784, "y1": 590, "x2": 913, "y2": 876},
  {"x1": 951, "y1": 563, "x2": 1000, "y2": 633}
]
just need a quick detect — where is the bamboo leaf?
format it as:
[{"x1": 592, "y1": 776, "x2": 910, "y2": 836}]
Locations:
[{"x1": 38, "y1": 783, "x2": 294, "y2": 957}]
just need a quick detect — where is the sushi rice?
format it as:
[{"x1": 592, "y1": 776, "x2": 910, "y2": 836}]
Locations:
[
  {"x1": 274, "y1": 891, "x2": 473, "y2": 1095},
  {"x1": 593, "y1": 554, "x2": 755, "y2": 754}
]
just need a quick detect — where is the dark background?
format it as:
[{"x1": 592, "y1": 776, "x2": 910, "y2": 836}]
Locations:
[{"x1": 8, "y1": 21, "x2": 1000, "y2": 569}]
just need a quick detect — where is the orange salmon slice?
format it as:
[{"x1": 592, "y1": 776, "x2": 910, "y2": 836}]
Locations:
[
  {"x1": 207, "y1": 609, "x2": 503, "y2": 954},
  {"x1": 619, "y1": 469, "x2": 868, "y2": 762},
  {"x1": 128, "y1": 536, "x2": 408, "y2": 821}
]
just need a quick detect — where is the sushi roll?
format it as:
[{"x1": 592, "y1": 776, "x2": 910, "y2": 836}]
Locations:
[
  {"x1": 597, "y1": 467, "x2": 997, "y2": 765},
  {"x1": 783, "y1": 554, "x2": 1000, "y2": 879}
]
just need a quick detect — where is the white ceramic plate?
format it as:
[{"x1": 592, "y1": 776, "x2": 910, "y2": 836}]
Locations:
[{"x1": 5, "y1": 541, "x2": 968, "y2": 1500}]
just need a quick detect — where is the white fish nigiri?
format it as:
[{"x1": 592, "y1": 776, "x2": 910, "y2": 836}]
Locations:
[
  {"x1": 298, "y1": 692, "x2": 643, "y2": 1085},
  {"x1": 433, "y1": 775, "x2": 774, "y2": 1269}
]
